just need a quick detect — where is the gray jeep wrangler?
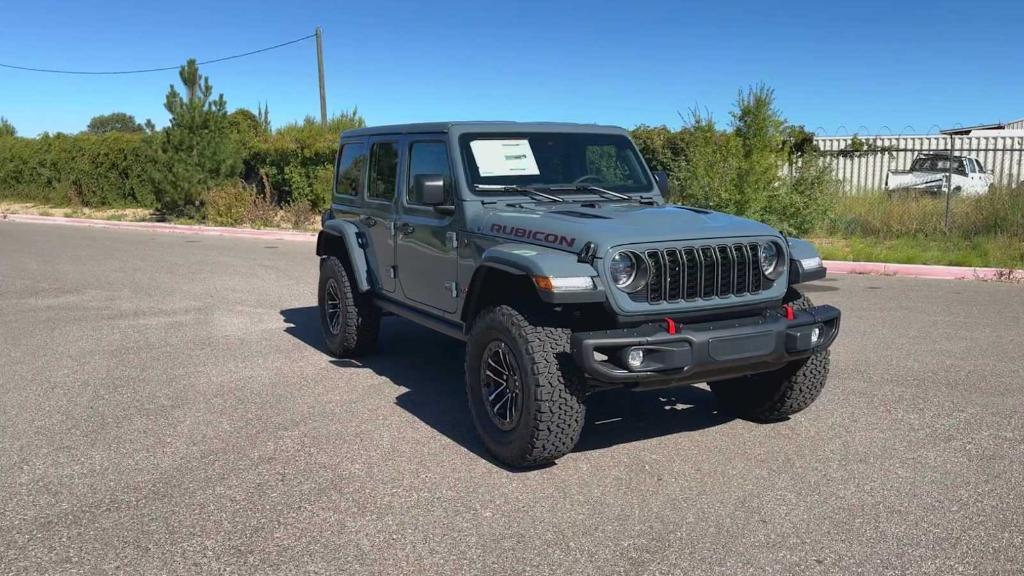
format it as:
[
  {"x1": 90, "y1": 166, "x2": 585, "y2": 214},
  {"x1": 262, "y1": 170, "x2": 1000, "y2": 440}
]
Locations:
[{"x1": 316, "y1": 121, "x2": 840, "y2": 467}]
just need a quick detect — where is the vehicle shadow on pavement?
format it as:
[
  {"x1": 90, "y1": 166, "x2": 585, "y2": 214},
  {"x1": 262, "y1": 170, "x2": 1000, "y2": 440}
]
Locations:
[
  {"x1": 281, "y1": 307, "x2": 490, "y2": 463},
  {"x1": 281, "y1": 307, "x2": 736, "y2": 465},
  {"x1": 575, "y1": 386, "x2": 734, "y2": 452},
  {"x1": 799, "y1": 278, "x2": 840, "y2": 293}
]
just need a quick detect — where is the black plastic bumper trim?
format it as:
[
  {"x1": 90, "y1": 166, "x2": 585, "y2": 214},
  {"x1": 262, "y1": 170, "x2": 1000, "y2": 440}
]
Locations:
[{"x1": 571, "y1": 304, "x2": 840, "y2": 385}]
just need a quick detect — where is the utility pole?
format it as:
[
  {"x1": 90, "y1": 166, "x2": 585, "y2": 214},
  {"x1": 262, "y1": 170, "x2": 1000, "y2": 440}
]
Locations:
[{"x1": 315, "y1": 27, "x2": 327, "y2": 128}]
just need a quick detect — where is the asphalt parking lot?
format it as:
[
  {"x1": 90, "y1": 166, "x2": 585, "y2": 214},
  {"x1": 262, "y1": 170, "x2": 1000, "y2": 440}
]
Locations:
[{"x1": 2, "y1": 220, "x2": 1022, "y2": 575}]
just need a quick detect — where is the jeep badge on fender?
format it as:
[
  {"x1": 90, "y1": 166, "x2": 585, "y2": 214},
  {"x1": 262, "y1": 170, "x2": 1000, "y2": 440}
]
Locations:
[{"x1": 315, "y1": 122, "x2": 840, "y2": 468}]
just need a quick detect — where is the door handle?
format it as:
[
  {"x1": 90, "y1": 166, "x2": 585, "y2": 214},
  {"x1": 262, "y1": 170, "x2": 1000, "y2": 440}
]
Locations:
[
  {"x1": 399, "y1": 222, "x2": 415, "y2": 235},
  {"x1": 359, "y1": 215, "x2": 377, "y2": 227}
]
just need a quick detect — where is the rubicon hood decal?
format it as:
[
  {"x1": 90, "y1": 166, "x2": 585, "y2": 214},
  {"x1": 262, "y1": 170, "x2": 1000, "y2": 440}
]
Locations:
[{"x1": 490, "y1": 224, "x2": 576, "y2": 248}]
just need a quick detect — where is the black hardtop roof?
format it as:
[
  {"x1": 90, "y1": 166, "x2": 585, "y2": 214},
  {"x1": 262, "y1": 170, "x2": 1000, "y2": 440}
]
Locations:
[{"x1": 342, "y1": 120, "x2": 629, "y2": 139}]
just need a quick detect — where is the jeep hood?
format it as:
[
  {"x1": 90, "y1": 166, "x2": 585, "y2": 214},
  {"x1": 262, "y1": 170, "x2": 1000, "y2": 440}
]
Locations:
[{"x1": 477, "y1": 201, "x2": 780, "y2": 253}]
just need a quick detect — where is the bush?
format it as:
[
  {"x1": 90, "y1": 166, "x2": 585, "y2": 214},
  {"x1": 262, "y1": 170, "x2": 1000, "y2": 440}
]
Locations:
[
  {"x1": 283, "y1": 200, "x2": 316, "y2": 229},
  {"x1": 243, "y1": 193, "x2": 277, "y2": 228},
  {"x1": 0, "y1": 132, "x2": 159, "y2": 207},
  {"x1": 248, "y1": 109, "x2": 364, "y2": 212},
  {"x1": 204, "y1": 181, "x2": 252, "y2": 226},
  {"x1": 631, "y1": 87, "x2": 839, "y2": 236}
]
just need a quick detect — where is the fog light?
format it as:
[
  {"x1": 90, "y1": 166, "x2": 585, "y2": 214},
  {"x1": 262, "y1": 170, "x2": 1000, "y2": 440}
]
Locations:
[
  {"x1": 626, "y1": 348, "x2": 645, "y2": 369},
  {"x1": 810, "y1": 326, "x2": 821, "y2": 344}
]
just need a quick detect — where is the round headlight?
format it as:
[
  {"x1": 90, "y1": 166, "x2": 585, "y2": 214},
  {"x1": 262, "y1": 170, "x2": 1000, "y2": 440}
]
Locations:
[
  {"x1": 609, "y1": 250, "x2": 648, "y2": 293},
  {"x1": 759, "y1": 242, "x2": 784, "y2": 279},
  {"x1": 609, "y1": 251, "x2": 637, "y2": 287}
]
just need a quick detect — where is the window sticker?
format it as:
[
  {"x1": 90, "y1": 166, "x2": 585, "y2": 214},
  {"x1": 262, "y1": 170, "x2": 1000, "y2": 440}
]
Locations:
[{"x1": 469, "y1": 139, "x2": 541, "y2": 177}]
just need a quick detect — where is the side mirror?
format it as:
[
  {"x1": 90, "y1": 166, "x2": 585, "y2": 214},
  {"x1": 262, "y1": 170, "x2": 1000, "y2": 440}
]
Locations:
[
  {"x1": 652, "y1": 170, "x2": 670, "y2": 195},
  {"x1": 413, "y1": 174, "x2": 448, "y2": 207}
]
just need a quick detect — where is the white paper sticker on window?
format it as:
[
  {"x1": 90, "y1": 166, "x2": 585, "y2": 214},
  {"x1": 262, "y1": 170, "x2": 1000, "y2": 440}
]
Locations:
[{"x1": 469, "y1": 139, "x2": 540, "y2": 177}]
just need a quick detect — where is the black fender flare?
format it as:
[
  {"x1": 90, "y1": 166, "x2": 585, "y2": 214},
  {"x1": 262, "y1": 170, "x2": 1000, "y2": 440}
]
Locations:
[
  {"x1": 316, "y1": 219, "x2": 372, "y2": 293},
  {"x1": 786, "y1": 238, "x2": 827, "y2": 285}
]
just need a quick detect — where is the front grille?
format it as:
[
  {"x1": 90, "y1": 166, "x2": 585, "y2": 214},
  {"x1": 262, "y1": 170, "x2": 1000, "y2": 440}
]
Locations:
[{"x1": 636, "y1": 242, "x2": 767, "y2": 303}]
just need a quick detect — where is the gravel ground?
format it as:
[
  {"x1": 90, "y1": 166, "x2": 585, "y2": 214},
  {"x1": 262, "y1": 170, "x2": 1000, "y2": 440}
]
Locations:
[{"x1": 1, "y1": 220, "x2": 1022, "y2": 575}]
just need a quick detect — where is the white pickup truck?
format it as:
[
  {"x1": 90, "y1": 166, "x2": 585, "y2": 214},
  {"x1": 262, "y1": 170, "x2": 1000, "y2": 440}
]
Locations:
[{"x1": 886, "y1": 153, "x2": 993, "y2": 196}]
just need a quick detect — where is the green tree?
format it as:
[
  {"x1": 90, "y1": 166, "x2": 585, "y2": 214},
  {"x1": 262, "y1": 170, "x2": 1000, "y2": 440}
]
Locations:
[
  {"x1": 731, "y1": 84, "x2": 786, "y2": 220},
  {"x1": 153, "y1": 59, "x2": 242, "y2": 215},
  {"x1": 257, "y1": 102, "x2": 271, "y2": 134},
  {"x1": 86, "y1": 112, "x2": 144, "y2": 134},
  {"x1": 679, "y1": 111, "x2": 742, "y2": 211},
  {"x1": 630, "y1": 85, "x2": 837, "y2": 235},
  {"x1": 0, "y1": 116, "x2": 16, "y2": 138}
]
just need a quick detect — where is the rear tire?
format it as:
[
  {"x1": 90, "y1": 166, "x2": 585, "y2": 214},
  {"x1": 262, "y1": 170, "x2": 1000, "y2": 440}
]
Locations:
[
  {"x1": 318, "y1": 256, "x2": 380, "y2": 357},
  {"x1": 709, "y1": 288, "x2": 829, "y2": 421},
  {"x1": 465, "y1": 306, "x2": 586, "y2": 468}
]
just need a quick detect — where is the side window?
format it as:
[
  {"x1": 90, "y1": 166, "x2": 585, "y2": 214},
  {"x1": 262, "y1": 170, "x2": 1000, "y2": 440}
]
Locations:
[
  {"x1": 955, "y1": 159, "x2": 968, "y2": 176},
  {"x1": 407, "y1": 142, "x2": 452, "y2": 205},
  {"x1": 368, "y1": 142, "x2": 399, "y2": 201},
  {"x1": 974, "y1": 159, "x2": 986, "y2": 173},
  {"x1": 335, "y1": 143, "x2": 367, "y2": 197},
  {"x1": 368, "y1": 142, "x2": 399, "y2": 202}
]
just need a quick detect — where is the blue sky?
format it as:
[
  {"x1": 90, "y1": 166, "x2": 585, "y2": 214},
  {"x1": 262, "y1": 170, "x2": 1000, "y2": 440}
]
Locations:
[{"x1": 2, "y1": 0, "x2": 1022, "y2": 137}]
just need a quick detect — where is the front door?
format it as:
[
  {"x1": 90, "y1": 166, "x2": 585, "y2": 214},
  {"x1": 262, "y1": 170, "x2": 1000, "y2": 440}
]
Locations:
[
  {"x1": 364, "y1": 139, "x2": 401, "y2": 293},
  {"x1": 396, "y1": 138, "x2": 459, "y2": 313}
]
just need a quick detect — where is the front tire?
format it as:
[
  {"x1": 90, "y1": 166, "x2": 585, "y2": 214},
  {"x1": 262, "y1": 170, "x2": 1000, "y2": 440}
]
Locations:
[
  {"x1": 465, "y1": 306, "x2": 586, "y2": 467},
  {"x1": 318, "y1": 256, "x2": 380, "y2": 357},
  {"x1": 710, "y1": 289, "x2": 830, "y2": 421}
]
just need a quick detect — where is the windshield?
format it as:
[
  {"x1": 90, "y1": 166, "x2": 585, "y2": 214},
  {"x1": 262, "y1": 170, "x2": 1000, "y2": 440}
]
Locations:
[
  {"x1": 460, "y1": 132, "x2": 652, "y2": 194},
  {"x1": 911, "y1": 156, "x2": 966, "y2": 176}
]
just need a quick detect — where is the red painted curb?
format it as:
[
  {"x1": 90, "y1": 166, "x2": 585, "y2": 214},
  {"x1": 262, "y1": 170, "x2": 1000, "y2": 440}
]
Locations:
[
  {"x1": 4, "y1": 212, "x2": 1021, "y2": 282},
  {"x1": 824, "y1": 260, "x2": 1022, "y2": 281}
]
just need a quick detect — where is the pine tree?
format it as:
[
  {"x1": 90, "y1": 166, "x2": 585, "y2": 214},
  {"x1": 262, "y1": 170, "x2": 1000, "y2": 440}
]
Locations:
[
  {"x1": 0, "y1": 116, "x2": 16, "y2": 138},
  {"x1": 257, "y1": 102, "x2": 271, "y2": 134},
  {"x1": 153, "y1": 59, "x2": 242, "y2": 215}
]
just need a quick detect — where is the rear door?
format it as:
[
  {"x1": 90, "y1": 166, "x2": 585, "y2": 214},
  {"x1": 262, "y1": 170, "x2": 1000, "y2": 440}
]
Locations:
[
  {"x1": 395, "y1": 137, "x2": 459, "y2": 313},
  {"x1": 363, "y1": 138, "x2": 402, "y2": 293}
]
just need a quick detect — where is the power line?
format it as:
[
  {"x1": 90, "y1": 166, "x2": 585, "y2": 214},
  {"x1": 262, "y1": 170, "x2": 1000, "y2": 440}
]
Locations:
[{"x1": 0, "y1": 33, "x2": 316, "y2": 75}]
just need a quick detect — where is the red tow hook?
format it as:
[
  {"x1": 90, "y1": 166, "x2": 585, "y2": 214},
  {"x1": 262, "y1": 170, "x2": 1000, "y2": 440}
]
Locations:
[
  {"x1": 783, "y1": 305, "x2": 795, "y2": 321},
  {"x1": 664, "y1": 317, "x2": 677, "y2": 334}
]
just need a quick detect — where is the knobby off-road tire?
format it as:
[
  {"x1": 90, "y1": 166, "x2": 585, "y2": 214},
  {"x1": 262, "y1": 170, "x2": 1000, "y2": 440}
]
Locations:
[
  {"x1": 709, "y1": 288, "x2": 829, "y2": 422},
  {"x1": 318, "y1": 256, "x2": 380, "y2": 357},
  {"x1": 466, "y1": 305, "x2": 586, "y2": 468}
]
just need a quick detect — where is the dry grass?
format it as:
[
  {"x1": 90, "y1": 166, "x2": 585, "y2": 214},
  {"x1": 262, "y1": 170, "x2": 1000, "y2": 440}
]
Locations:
[
  {"x1": 1, "y1": 202, "x2": 153, "y2": 222},
  {"x1": 817, "y1": 186, "x2": 1024, "y2": 239}
]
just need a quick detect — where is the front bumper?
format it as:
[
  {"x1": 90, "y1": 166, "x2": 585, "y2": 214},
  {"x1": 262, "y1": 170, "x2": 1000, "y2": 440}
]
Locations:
[{"x1": 571, "y1": 304, "x2": 840, "y2": 387}]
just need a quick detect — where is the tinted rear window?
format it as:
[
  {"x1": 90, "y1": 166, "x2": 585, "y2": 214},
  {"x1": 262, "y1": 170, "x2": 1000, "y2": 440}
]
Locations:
[{"x1": 335, "y1": 143, "x2": 367, "y2": 197}]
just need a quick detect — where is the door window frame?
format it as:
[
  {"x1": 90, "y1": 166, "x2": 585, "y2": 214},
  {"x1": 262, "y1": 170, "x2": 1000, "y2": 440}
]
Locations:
[
  {"x1": 365, "y1": 139, "x2": 402, "y2": 205},
  {"x1": 333, "y1": 139, "x2": 369, "y2": 205},
  {"x1": 402, "y1": 137, "x2": 455, "y2": 213}
]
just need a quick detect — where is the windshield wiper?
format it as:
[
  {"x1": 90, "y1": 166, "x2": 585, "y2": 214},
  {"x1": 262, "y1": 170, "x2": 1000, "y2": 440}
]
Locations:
[
  {"x1": 546, "y1": 184, "x2": 632, "y2": 201},
  {"x1": 474, "y1": 184, "x2": 565, "y2": 202}
]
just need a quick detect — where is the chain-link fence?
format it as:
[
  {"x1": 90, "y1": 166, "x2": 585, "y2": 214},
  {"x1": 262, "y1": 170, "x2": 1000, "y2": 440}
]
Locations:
[
  {"x1": 817, "y1": 134, "x2": 1024, "y2": 193},
  {"x1": 814, "y1": 134, "x2": 1024, "y2": 238}
]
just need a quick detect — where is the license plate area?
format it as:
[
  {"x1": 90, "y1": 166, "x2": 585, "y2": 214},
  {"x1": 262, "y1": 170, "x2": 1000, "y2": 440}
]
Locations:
[{"x1": 707, "y1": 331, "x2": 775, "y2": 361}]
